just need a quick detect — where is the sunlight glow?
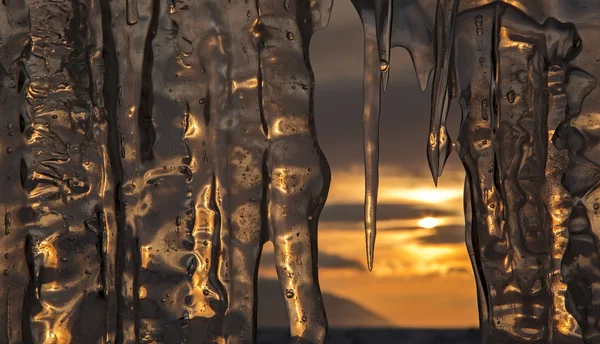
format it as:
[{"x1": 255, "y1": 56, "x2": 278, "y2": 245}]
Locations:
[
  {"x1": 418, "y1": 217, "x2": 440, "y2": 229},
  {"x1": 384, "y1": 188, "x2": 463, "y2": 204}
]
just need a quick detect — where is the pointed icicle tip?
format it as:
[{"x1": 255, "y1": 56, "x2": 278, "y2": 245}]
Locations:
[
  {"x1": 427, "y1": 96, "x2": 453, "y2": 186},
  {"x1": 365, "y1": 223, "x2": 377, "y2": 271},
  {"x1": 381, "y1": 67, "x2": 390, "y2": 92},
  {"x1": 428, "y1": 0, "x2": 458, "y2": 187},
  {"x1": 427, "y1": 131, "x2": 441, "y2": 186},
  {"x1": 365, "y1": 212, "x2": 376, "y2": 271},
  {"x1": 416, "y1": 65, "x2": 433, "y2": 92}
]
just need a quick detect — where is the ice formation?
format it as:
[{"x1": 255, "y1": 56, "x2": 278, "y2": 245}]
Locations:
[
  {"x1": 0, "y1": 0, "x2": 333, "y2": 342},
  {"x1": 352, "y1": 0, "x2": 600, "y2": 342}
]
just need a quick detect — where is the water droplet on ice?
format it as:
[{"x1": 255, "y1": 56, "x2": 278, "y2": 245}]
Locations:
[{"x1": 380, "y1": 60, "x2": 389, "y2": 72}]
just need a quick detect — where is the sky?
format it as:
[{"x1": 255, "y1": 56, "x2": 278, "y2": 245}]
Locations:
[{"x1": 258, "y1": 0, "x2": 479, "y2": 329}]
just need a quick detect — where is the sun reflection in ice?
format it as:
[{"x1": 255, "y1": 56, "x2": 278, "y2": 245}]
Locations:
[{"x1": 418, "y1": 217, "x2": 440, "y2": 229}]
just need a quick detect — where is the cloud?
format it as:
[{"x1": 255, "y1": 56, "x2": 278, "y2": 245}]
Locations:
[
  {"x1": 320, "y1": 203, "x2": 458, "y2": 223},
  {"x1": 313, "y1": 228, "x2": 472, "y2": 278},
  {"x1": 324, "y1": 164, "x2": 465, "y2": 209},
  {"x1": 417, "y1": 225, "x2": 467, "y2": 245},
  {"x1": 314, "y1": 83, "x2": 445, "y2": 171},
  {"x1": 446, "y1": 266, "x2": 471, "y2": 275},
  {"x1": 371, "y1": 239, "x2": 470, "y2": 278}
]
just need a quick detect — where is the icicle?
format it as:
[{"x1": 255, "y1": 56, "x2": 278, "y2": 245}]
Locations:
[
  {"x1": 390, "y1": 1, "x2": 435, "y2": 91},
  {"x1": 351, "y1": 0, "x2": 383, "y2": 271},
  {"x1": 352, "y1": 0, "x2": 441, "y2": 270},
  {"x1": 126, "y1": 0, "x2": 139, "y2": 25},
  {"x1": 428, "y1": 0, "x2": 458, "y2": 185}
]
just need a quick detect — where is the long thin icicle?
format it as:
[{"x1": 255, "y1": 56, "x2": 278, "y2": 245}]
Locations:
[
  {"x1": 351, "y1": 0, "x2": 386, "y2": 271},
  {"x1": 428, "y1": 0, "x2": 459, "y2": 185}
]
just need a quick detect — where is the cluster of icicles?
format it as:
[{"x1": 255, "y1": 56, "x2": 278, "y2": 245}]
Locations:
[
  {"x1": 354, "y1": 0, "x2": 600, "y2": 342},
  {"x1": 0, "y1": 0, "x2": 336, "y2": 342},
  {"x1": 352, "y1": 0, "x2": 462, "y2": 272}
]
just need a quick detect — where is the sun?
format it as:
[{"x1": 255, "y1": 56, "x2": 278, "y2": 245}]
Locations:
[{"x1": 418, "y1": 217, "x2": 440, "y2": 229}]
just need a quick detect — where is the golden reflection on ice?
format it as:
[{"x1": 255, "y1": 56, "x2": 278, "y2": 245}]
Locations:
[{"x1": 232, "y1": 77, "x2": 258, "y2": 92}]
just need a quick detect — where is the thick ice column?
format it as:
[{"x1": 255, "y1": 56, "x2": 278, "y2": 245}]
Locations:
[
  {"x1": 257, "y1": 0, "x2": 332, "y2": 341},
  {"x1": 453, "y1": 3, "x2": 587, "y2": 342},
  {"x1": 0, "y1": 0, "x2": 115, "y2": 342}
]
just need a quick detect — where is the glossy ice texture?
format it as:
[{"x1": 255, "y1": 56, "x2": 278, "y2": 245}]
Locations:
[
  {"x1": 352, "y1": 0, "x2": 600, "y2": 343},
  {"x1": 0, "y1": 0, "x2": 333, "y2": 342}
]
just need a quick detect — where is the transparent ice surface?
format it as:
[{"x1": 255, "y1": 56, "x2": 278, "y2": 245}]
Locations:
[
  {"x1": 352, "y1": 0, "x2": 600, "y2": 342},
  {"x1": 0, "y1": 0, "x2": 333, "y2": 343}
]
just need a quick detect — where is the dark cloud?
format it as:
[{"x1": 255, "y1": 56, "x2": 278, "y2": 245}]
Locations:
[
  {"x1": 320, "y1": 203, "x2": 458, "y2": 223},
  {"x1": 447, "y1": 267, "x2": 471, "y2": 275},
  {"x1": 260, "y1": 251, "x2": 365, "y2": 271},
  {"x1": 418, "y1": 225, "x2": 466, "y2": 245},
  {"x1": 257, "y1": 279, "x2": 390, "y2": 328}
]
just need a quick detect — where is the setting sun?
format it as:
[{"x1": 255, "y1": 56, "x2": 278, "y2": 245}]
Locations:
[{"x1": 418, "y1": 217, "x2": 440, "y2": 229}]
